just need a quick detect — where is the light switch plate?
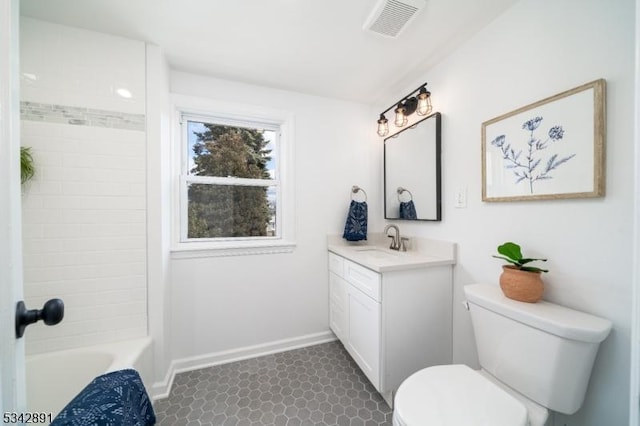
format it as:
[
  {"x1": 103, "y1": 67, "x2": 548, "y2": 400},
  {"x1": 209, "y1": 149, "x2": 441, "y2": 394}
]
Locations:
[{"x1": 454, "y1": 187, "x2": 467, "y2": 208}]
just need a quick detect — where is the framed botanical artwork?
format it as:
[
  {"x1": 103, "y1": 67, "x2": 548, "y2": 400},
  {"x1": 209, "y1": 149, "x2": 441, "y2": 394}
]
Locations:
[{"x1": 482, "y1": 79, "x2": 605, "y2": 202}]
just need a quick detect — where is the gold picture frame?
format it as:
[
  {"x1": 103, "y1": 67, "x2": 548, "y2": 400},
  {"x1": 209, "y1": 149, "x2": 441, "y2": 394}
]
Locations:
[{"x1": 482, "y1": 79, "x2": 605, "y2": 202}]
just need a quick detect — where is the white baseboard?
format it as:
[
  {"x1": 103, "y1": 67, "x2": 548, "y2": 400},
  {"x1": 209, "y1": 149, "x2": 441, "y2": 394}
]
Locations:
[{"x1": 150, "y1": 330, "x2": 336, "y2": 401}]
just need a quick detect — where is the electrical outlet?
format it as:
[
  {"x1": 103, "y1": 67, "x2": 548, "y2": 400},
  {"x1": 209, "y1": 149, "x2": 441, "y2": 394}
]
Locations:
[{"x1": 454, "y1": 187, "x2": 467, "y2": 208}]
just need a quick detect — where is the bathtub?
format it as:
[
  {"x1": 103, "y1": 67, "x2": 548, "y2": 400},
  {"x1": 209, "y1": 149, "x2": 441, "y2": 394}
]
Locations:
[{"x1": 26, "y1": 337, "x2": 153, "y2": 418}]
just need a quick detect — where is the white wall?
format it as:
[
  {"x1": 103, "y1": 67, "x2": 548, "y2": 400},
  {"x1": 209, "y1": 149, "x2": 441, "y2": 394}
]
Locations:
[
  {"x1": 377, "y1": 0, "x2": 634, "y2": 424},
  {"x1": 19, "y1": 18, "x2": 148, "y2": 354},
  {"x1": 146, "y1": 44, "x2": 173, "y2": 390},
  {"x1": 168, "y1": 72, "x2": 375, "y2": 365}
]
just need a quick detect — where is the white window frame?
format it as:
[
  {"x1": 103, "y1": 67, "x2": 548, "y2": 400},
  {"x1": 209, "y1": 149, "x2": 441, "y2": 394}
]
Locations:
[{"x1": 170, "y1": 95, "x2": 295, "y2": 258}]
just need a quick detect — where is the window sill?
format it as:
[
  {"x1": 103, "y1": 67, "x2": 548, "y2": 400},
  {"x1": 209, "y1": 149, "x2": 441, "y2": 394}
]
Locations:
[{"x1": 170, "y1": 240, "x2": 296, "y2": 259}]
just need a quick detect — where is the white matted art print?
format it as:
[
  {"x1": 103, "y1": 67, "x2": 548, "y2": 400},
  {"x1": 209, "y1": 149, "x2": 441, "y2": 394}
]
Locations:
[{"x1": 482, "y1": 79, "x2": 605, "y2": 202}]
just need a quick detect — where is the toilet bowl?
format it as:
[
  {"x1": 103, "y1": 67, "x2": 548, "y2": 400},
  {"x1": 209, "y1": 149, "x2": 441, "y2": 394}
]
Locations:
[
  {"x1": 392, "y1": 283, "x2": 612, "y2": 426},
  {"x1": 392, "y1": 364, "x2": 548, "y2": 426}
]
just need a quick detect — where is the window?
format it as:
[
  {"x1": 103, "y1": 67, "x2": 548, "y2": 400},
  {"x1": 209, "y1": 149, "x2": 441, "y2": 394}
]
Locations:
[{"x1": 172, "y1": 97, "x2": 295, "y2": 257}]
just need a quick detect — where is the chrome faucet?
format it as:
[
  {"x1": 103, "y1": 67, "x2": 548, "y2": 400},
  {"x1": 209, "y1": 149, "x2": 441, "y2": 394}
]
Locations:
[{"x1": 384, "y1": 224, "x2": 401, "y2": 251}]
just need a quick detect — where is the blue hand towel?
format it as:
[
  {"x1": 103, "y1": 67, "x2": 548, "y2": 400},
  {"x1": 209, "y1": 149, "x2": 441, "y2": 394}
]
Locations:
[
  {"x1": 52, "y1": 369, "x2": 155, "y2": 426},
  {"x1": 343, "y1": 200, "x2": 368, "y2": 241},
  {"x1": 399, "y1": 200, "x2": 418, "y2": 220}
]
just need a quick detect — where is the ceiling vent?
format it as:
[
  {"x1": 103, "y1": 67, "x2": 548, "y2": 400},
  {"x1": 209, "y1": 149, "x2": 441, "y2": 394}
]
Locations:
[{"x1": 363, "y1": 0, "x2": 426, "y2": 38}]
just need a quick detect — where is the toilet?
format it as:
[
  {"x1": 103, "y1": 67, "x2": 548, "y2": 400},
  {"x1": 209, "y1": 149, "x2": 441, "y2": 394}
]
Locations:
[{"x1": 392, "y1": 283, "x2": 612, "y2": 426}]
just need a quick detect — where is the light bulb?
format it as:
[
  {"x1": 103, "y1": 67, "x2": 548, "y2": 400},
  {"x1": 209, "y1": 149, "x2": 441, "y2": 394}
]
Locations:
[
  {"x1": 416, "y1": 87, "x2": 432, "y2": 116},
  {"x1": 377, "y1": 114, "x2": 389, "y2": 137},
  {"x1": 394, "y1": 103, "x2": 407, "y2": 127}
]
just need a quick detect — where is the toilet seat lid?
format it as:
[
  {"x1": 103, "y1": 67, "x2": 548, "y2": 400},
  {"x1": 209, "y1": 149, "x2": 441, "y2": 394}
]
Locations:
[{"x1": 394, "y1": 365, "x2": 528, "y2": 426}]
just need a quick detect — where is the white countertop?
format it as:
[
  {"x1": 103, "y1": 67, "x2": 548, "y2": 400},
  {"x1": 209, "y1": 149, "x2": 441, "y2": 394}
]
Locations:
[{"x1": 327, "y1": 234, "x2": 456, "y2": 273}]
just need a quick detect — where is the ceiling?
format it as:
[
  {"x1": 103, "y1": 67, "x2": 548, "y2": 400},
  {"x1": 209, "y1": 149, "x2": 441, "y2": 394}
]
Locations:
[{"x1": 19, "y1": 0, "x2": 517, "y2": 104}]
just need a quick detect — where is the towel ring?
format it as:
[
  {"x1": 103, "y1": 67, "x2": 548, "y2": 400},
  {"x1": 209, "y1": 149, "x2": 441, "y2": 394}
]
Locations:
[
  {"x1": 397, "y1": 187, "x2": 413, "y2": 202},
  {"x1": 351, "y1": 185, "x2": 368, "y2": 202}
]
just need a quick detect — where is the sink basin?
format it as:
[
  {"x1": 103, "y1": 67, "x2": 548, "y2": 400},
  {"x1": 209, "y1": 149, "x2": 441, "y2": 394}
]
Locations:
[
  {"x1": 352, "y1": 247, "x2": 399, "y2": 259},
  {"x1": 328, "y1": 236, "x2": 456, "y2": 273}
]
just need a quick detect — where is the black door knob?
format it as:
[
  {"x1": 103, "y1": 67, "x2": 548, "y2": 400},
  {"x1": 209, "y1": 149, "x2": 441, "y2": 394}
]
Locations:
[
  {"x1": 15, "y1": 298, "x2": 64, "y2": 338},
  {"x1": 40, "y1": 299, "x2": 65, "y2": 325}
]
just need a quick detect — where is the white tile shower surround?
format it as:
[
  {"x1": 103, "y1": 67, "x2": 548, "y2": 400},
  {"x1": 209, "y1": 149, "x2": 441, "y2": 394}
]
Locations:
[
  {"x1": 20, "y1": 118, "x2": 147, "y2": 354},
  {"x1": 19, "y1": 16, "x2": 148, "y2": 355},
  {"x1": 154, "y1": 341, "x2": 393, "y2": 426}
]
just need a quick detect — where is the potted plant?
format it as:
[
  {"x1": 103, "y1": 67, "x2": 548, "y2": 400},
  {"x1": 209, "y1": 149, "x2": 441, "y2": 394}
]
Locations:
[
  {"x1": 21, "y1": 146, "x2": 35, "y2": 185},
  {"x1": 493, "y1": 241, "x2": 548, "y2": 303}
]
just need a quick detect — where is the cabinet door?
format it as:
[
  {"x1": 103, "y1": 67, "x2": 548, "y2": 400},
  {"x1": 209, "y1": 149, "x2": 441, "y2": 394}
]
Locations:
[
  {"x1": 329, "y1": 272, "x2": 348, "y2": 341},
  {"x1": 346, "y1": 284, "x2": 381, "y2": 389}
]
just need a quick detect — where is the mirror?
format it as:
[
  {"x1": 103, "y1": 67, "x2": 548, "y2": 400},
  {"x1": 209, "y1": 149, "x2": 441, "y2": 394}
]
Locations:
[{"x1": 384, "y1": 112, "x2": 441, "y2": 221}]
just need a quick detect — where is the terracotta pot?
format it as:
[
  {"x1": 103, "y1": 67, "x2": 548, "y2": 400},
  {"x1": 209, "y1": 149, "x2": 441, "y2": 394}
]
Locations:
[{"x1": 499, "y1": 265, "x2": 544, "y2": 303}]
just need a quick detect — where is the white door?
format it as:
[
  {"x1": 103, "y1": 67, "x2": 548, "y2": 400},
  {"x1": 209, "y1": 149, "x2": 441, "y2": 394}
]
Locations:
[
  {"x1": 0, "y1": 0, "x2": 26, "y2": 414},
  {"x1": 631, "y1": 2, "x2": 640, "y2": 425}
]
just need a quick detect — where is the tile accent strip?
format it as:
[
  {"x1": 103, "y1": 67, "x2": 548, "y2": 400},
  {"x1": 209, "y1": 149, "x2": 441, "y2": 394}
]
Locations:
[{"x1": 20, "y1": 101, "x2": 145, "y2": 131}]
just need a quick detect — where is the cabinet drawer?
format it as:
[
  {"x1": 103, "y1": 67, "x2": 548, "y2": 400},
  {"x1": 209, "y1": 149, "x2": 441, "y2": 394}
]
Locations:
[
  {"x1": 344, "y1": 259, "x2": 381, "y2": 302},
  {"x1": 328, "y1": 252, "x2": 344, "y2": 277}
]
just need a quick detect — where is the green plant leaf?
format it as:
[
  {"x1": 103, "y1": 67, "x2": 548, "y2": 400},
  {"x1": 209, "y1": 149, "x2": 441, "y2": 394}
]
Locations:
[
  {"x1": 20, "y1": 146, "x2": 35, "y2": 185},
  {"x1": 496, "y1": 242, "x2": 522, "y2": 261},
  {"x1": 519, "y1": 257, "x2": 548, "y2": 265},
  {"x1": 521, "y1": 266, "x2": 549, "y2": 273},
  {"x1": 491, "y1": 255, "x2": 519, "y2": 266},
  {"x1": 494, "y1": 242, "x2": 549, "y2": 273}
]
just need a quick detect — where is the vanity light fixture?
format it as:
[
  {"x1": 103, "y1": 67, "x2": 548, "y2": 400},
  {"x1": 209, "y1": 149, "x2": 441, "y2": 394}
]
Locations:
[
  {"x1": 377, "y1": 82, "x2": 432, "y2": 137},
  {"x1": 416, "y1": 86, "x2": 432, "y2": 116},
  {"x1": 394, "y1": 102, "x2": 407, "y2": 127},
  {"x1": 377, "y1": 114, "x2": 389, "y2": 137}
]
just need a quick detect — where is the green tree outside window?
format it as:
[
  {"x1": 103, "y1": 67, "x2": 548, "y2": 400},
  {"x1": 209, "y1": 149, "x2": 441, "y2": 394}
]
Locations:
[{"x1": 187, "y1": 123, "x2": 274, "y2": 238}]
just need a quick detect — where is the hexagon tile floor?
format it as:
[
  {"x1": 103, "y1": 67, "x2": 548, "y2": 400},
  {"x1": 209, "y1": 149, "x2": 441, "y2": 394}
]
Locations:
[{"x1": 153, "y1": 341, "x2": 393, "y2": 426}]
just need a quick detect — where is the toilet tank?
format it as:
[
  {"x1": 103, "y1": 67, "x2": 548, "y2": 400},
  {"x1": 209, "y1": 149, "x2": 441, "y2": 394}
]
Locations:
[{"x1": 464, "y1": 284, "x2": 612, "y2": 415}]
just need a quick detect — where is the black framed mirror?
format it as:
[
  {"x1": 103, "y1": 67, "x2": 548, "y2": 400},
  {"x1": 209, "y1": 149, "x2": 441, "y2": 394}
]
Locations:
[{"x1": 384, "y1": 112, "x2": 441, "y2": 221}]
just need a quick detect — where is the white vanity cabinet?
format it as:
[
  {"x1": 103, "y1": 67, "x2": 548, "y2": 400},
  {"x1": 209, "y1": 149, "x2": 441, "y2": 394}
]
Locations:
[
  {"x1": 328, "y1": 250, "x2": 453, "y2": 405},
  {"x1": 328, "y1": 254, "x2": 349, "y2": 342}
]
